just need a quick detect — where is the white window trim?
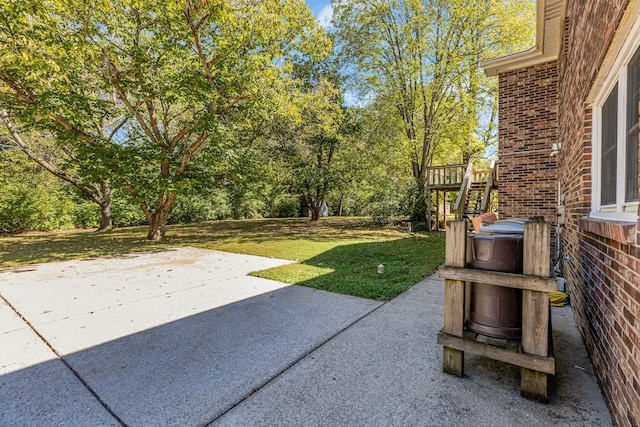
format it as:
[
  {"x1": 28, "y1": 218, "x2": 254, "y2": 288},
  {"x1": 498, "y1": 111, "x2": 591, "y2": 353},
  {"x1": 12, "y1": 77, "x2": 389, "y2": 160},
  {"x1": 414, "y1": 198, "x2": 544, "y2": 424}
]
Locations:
[{"x1": 591, "y1": 13, "x2": 640, "y2": 223}]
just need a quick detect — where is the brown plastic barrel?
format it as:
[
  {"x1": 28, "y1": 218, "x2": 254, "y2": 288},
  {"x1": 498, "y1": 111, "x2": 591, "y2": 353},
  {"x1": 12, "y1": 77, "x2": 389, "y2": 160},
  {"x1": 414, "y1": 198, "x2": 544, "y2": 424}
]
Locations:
[{"x1": 467, "y1": 233, "x2": 524, "y2": 339}]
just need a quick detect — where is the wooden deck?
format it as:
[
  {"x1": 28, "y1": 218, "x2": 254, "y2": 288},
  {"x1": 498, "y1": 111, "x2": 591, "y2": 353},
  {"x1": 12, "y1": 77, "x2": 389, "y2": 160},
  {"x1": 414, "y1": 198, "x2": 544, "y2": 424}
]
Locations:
[{"x1": 426, "y1": 161, "x2": 498, "y2": 229}]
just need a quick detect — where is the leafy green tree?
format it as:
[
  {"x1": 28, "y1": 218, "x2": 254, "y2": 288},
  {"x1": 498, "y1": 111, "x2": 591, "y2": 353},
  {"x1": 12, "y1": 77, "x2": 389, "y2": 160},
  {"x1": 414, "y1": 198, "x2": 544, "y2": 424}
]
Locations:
[
  {"x1": 270, "y1": 77, "x2": 351, "y2": 221},
  {"x1": 327, "y1": 104, "x2": 406, "y2": 218},
  {"x1": 333, "y1": 0, "x2": 534, "y2": 220},
  {"x1": 0, "y1": 1, "x2": 121, "y2": 230},
  {"x1": 1, "y1": 0, "x2": 329, "y2": 240}
]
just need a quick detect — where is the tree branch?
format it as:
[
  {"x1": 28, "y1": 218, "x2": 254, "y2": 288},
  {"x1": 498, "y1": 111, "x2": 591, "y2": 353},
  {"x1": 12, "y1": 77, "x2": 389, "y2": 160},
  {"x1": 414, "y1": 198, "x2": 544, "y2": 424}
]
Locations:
[
  {"x1": 178, "y1": 132, "x2": 208, "y2": 173},
  {"x1": 108, "y1": 61, "x2": 158, "y2": 143},
  {"x1": 47, "y1": 113, "x2": 95, "y2": 144},
  {"x1": 0, "y1": 109, "x2": 101, "y2": 205},
  {"x1": 0, "y1": 74, "x2": 36, "y2": 103}
]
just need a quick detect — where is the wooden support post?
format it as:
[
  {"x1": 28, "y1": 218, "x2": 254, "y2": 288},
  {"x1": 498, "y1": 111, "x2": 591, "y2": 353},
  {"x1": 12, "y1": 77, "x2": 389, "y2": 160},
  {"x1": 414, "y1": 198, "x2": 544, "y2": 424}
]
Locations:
[
  {"x1": 443, "y1": 191, "x2": 447, "y2": 229},
  {"x1": 427, "y1": 189, "x2": 432, "y2": 231},
  {"x1": 443, "y1": 221, "x2": 467, "y2": 377},
  {"x1": 436, "y1": 190, "x2": 440, "y2": 230},
  {"x1": 521, "y1": 221, "x2": 551, "y2": 402}
]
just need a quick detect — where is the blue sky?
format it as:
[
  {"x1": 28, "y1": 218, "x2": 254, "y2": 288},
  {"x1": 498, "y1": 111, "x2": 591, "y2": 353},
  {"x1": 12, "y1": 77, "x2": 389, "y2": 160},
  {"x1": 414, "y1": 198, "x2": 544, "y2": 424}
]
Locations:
[{"x1": 306, "y1": 0, "x2": 333, "y2": 27}]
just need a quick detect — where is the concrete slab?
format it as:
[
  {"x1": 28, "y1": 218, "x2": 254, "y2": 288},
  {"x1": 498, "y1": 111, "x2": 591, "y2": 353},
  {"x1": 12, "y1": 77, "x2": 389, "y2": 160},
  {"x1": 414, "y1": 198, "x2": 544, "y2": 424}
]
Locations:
[
  {"x1": 0, "y1": 248, "x2": 383, "y2": 426},
  {"x1": 1, "y1": 248, "x2": 611, "y2": 426},
  {"x1": 0, "y1": 247, "x2": 292, "y2": 326},
  {"x1": 215, "y1": 276, "x2": 612, "y2": 427},
  {"x1": 64, "y1": 286, "x2": 382, "y2": 426},
  {"x1": 33, "y1": 274, "x2": 299, "y2": 354},
  {"x1": 1, "y1": 299, "x2": 56, "y2": 375},
  {"x1": 0, "y1": 297, "x2": 28, "y2": 335},
  {"x1": 1, "y1": 300, "x2": 119, "y2": 426}
]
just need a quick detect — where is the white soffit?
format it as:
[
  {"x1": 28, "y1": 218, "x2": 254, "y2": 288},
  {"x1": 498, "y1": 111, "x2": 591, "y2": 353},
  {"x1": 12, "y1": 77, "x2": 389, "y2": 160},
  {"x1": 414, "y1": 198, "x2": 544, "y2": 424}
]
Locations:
[{"x1": 481, "y1": 0, "x2": 567, "y2": 77}]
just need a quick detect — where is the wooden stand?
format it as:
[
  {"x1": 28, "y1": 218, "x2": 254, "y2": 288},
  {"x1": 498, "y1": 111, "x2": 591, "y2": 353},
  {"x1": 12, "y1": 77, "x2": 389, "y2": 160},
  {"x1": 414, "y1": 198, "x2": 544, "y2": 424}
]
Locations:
[{"x1": 437, "y1": 220, "x2": 556, "y2": 402}]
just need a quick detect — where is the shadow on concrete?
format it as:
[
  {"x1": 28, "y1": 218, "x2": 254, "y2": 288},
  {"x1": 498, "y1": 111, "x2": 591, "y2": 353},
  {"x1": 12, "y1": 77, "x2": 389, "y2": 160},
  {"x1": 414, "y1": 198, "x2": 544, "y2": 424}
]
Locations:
[
  {"x1": 213, "y1": 277, "x2": 613, "y2": 427},
  {"x1": 1, "y1": 285, "x2": 381, "y2": 426}
]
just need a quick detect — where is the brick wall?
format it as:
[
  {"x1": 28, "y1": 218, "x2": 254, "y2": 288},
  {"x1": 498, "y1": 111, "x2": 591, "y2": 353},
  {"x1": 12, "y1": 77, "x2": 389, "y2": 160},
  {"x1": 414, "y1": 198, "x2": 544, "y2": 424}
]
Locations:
[
  {"x1": 497, "y1": 62, "x2": 559, "y2": 222},
  {"x1": 555, "y1": 0, "x2": 640, "y2": 426}
]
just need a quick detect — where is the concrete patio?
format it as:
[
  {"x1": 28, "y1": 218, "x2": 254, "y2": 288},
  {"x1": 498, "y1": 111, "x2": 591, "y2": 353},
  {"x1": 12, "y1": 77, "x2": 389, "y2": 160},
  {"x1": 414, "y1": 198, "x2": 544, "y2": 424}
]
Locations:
[{"x1": 0, "y1": 247, "x2": 612, "y2": 426}]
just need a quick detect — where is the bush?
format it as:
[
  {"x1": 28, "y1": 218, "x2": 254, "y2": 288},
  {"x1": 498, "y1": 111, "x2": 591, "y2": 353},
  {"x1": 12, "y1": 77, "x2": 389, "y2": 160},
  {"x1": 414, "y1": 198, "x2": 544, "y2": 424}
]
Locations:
[
  {"x1": 111, "y1": 198, "x2": 147, "y2": 227},
  {"x1": 0, "y1": 180, "x2": 76, "y2": 233},
  {"x1": 231, "y1": 197, "x2": 265, "y2": 220},
  {"x1": 168, "y1": 190, "x2": 232, "y2": 224},
  {"x1": 401, "y1": 181, "x2": 428, "y2": 222},
  {"x1": 268, "y1": 193, "x2": 300, "y2": 218},
  {"x1": 365, "y1": 199, "x2": 401, "y2": 225},
  {"x1": 71, "y1": 200, "x2": 100, "y2": 229},
  {"x1": 0, "y1": 184, "x2": 41, "y2": 233}
]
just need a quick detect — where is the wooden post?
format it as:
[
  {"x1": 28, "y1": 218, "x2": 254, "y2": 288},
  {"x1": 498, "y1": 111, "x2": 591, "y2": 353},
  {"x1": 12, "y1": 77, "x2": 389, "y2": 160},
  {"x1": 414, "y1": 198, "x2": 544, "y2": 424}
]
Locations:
[
  {"x1": 521, "y1": 221, "x2": 551, "y2": 402},
  {"x1": 427, "y1": 189, "x2": 432, "y2": 231},
  {"x1": 443, "y1": 191, "x2": 447, "y2": 229},
  {"x1": 436, "y1": 190, "x2": 440, "y2": 230},
  {"x1": 443, "y1": 221, "x2": 467, "y2": 377}
]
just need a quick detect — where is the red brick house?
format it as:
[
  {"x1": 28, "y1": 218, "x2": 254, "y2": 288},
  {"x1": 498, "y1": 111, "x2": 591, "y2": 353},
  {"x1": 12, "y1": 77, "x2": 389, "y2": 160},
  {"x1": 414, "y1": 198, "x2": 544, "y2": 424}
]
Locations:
[{"x1": 482, "y1": 0, "x2": 640, "y2": 425}]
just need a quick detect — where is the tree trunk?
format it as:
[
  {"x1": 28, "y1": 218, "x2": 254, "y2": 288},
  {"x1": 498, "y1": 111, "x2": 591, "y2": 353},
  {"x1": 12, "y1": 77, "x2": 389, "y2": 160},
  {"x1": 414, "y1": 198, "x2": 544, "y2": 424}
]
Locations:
[
  {"x1": 141, "y1": 193, "x2": 177, "y2": 241},
  {"x1": 309, "y1": 187, "x2": 328, "y2": 222},
  {"x1": 309, "y1": 197, "x2": 321, "y2": 221},
  {"x1": 97, "y1": 180, "x2": 113, "y2": 231},
  {"x1": 146, "y1": 209, "x2": 169, "y2": 241},
  {"x1": 410, "y1": 178, "x2": 428, "y2": 222},
  {"x1": 337, "y1": 193, "x2": 345, "y2": 216}
]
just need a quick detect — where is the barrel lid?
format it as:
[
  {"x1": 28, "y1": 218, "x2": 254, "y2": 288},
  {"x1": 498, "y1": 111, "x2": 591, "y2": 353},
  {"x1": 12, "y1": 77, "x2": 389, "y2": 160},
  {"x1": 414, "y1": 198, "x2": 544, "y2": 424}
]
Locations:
[{"x1": 479, "y1": 218, "x2": 526, "y2": 234}]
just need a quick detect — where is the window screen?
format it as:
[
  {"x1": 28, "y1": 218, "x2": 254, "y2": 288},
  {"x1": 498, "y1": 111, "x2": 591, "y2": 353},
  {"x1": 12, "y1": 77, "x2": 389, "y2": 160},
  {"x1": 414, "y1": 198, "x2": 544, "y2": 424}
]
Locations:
[
  {"x1": 602, "y1": 84, "x2": 618, "y2": 206},
  {"x1": 626, "y1": 47, "x2": 640, "y2": 202}
]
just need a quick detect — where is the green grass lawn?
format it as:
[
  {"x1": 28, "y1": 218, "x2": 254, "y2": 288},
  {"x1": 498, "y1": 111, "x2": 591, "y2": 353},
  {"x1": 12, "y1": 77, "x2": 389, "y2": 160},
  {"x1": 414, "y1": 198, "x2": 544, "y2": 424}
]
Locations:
[{"x1": 0, "y1": 217, "x2": 445, "y2": 301}]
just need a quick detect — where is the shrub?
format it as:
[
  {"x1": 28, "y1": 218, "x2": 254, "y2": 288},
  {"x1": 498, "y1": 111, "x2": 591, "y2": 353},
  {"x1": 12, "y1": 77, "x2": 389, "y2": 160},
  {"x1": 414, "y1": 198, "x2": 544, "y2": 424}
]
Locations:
[
  {"x1": 365, "y1": 199, "x2": 400, "y2": 225},
  {"x1": 168, "y1": 190, "x2": 232, "y2": 224},
  {"x1": 0, "y1": 180, "x2": 75, "y2": 233},
  {"x1": 111, "y1": 198, "x2": 147, "y2": 227},
  {"x1": 71, "y1": 200, "x2": 100, "y2": 229},
  {"x1": 268, "y1": 193, "x2": 300, "y2": 218}
]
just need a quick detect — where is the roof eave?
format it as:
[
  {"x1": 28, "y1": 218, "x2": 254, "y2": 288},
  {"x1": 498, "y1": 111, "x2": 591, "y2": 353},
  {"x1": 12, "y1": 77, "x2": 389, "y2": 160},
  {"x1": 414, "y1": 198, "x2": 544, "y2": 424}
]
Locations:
[{"x1": 481, "y1": 0, "x2": 567, "y2": 77}]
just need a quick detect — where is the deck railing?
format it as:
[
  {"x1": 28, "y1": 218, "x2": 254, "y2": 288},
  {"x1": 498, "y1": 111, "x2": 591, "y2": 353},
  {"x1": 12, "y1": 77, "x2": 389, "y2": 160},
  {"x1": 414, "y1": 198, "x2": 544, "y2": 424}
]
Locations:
[
  {"x1": 426, "y1": 163, "x2": 497, "y2": 188},
  {"x1": 426, "y1": 164, "x2": 467, "y2": 187},
  {"x1": 480, "y1": 160, "x2": 497, "y2": 212}
]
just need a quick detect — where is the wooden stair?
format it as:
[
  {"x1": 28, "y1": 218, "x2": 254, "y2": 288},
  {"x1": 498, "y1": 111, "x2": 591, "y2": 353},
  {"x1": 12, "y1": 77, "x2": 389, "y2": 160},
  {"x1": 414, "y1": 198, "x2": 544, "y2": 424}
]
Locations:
[
  {"x1": 453, "y1": 160, "x2": 498, "y2": 221},
  {"x1": 424, "y1": 161, "x2": 498, "y2": 230},
  {"x1": 463, "y1": 182, "x2": 485, "y2": 218}
]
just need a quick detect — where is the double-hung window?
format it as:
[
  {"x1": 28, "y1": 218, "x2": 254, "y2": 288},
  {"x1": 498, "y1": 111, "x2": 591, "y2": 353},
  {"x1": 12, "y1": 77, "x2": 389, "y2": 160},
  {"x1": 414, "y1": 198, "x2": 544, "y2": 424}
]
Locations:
[{"x1": 592, "y1": 42, "x2": 640, "y2": 221}]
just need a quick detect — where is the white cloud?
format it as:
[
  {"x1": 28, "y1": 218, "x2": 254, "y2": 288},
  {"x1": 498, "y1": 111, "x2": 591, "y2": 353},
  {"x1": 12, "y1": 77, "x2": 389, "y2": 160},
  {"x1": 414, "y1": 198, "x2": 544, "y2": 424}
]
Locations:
[{"x1": 317, "y1": 5, "x2": 333, "y2": 28}]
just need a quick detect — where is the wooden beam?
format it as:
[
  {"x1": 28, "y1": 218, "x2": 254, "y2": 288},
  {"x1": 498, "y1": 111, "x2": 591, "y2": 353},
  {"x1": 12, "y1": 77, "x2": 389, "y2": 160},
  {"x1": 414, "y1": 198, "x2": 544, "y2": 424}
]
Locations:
[
  {"x1": 443, "y1": 221, "x2": 467, "y2": 377},
  {"x1": 481, "y1": 160, "x2": 496, "y2": 212},
  {"x1": 436, "y1": 190, "x2": 440, "y2": 231},
  {"x1": 523, "y1": 221, "x2": 551, "y2": 277},
  {"x1": 438, "y1": 266, "x2": 558, "y2": 292},
  {"x1": 444, "y1": 191, "x2": 449, "y2": 229},
  {"x1": 444, "y1": 222, "x2": 467, "y2": 335},
  {"x1": 454, "y1": 164, "x2": 473, "y2": 220},
  {"x1": 521, "y1": 370, "x2": 548, "y2": 402},
  {"x1": 427, "y1": 189, "x2": 432, "y2": 231},
  {"x1": 437, "y1": 331, "x2": 555, "y2": 374},
  {"x1": 521, "y1": 221, "x2": 551, "y2": 402}
]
